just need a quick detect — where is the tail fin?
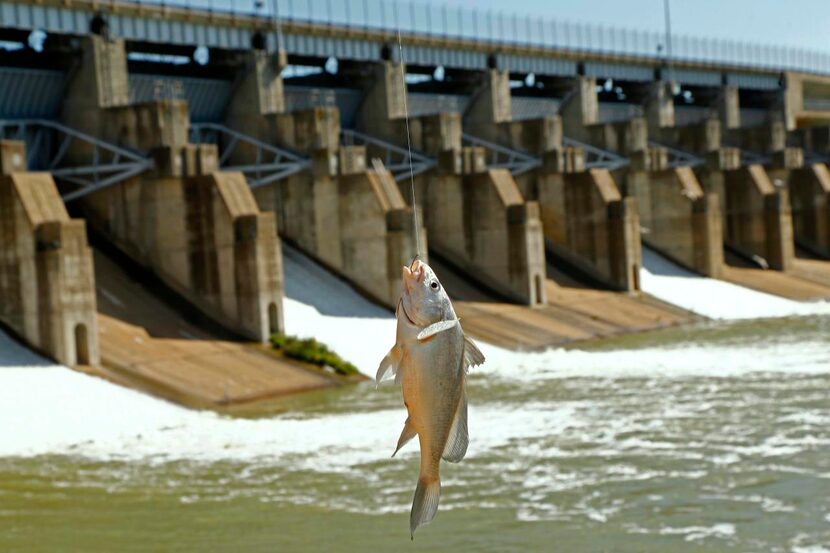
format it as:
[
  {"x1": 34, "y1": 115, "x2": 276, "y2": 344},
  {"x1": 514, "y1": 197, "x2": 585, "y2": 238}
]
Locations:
[{"x1": 409, "y1": 477, "x2": 441, "y2": 539}]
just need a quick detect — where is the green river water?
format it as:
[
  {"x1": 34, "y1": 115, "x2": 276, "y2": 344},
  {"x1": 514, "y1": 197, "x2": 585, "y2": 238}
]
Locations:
[{"x1": 1, "y1": 315, "x2": 829, "y2": 552}]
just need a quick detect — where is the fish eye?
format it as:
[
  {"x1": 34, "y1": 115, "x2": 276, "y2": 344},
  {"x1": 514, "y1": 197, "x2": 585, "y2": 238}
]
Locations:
[{"x1": 430, "y1": 281, "x2": 440, "y2": 291}]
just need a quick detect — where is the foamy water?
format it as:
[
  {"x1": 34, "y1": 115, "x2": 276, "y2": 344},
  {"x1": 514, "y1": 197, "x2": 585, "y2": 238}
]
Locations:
[
  {"x1": 640, "y1": 247, "x2": 830, "y2": 319},
  {"x1": 1, "y1": 291, "x2": 828, "y2": 466},
  {"x1": 1, "y1": 246, "x2": 828, "y2": 463}
]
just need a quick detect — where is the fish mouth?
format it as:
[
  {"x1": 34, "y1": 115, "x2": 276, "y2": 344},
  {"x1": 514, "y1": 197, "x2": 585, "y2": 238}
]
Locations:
[{"x1": 402, "y1": 259, "x2": 426, "y2": 288}]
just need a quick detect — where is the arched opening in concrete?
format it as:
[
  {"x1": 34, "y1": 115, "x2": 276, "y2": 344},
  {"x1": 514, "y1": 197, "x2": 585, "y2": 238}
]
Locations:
[
  {"x1": 75, "y1": 324, "x2": 90, "y2": 365},
  {"x1": 534, "y1": 274, "x2": 544, "y2": 306},
  {"x1": 268, "y1": 303, "x2": 279, "y2": 335},
  {"x1": 631, "y1": 264, "x2": 641, "y2": 292}
]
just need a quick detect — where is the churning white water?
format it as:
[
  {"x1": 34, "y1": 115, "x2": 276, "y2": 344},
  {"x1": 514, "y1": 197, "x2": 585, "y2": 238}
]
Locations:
[
  {"x1": 0, "y1": 247, "x2": 827, "y2": 463},
  {"x1": 639, "y1": 247, "x2": 830, "y2": 319}
]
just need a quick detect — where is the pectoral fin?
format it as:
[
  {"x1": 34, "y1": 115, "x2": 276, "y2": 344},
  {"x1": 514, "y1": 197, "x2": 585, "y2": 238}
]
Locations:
[
  {"x1": 392, "y1": 417, "x2": 417, "y2": 457},
  {"x1": 442, "y1": 392, "x2": 468, "y2": 463},
  {"x1": 416, "y1": 319, "x2": 459, "y2": 341},
  {"x1": 376, "y1": 345, "x2": 402, "y2": 385},
  {"x1": 463, "y1": 335, "x2": 485, "y2": 372}
]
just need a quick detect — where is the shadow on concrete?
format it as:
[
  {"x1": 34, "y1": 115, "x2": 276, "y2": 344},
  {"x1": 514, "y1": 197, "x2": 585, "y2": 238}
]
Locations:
[
  {"x1": 283, "y1": 243, "x2": 392, "y2": 319},
  {"x1": 0, "y1": 327, "x2": 56, "y2": 368},
  {"x1": 91, "y1": 237, "x2": 242, "y2": 341},
  {"x1": 642, "y1": 246, "x2": 700, "y2": 277}
]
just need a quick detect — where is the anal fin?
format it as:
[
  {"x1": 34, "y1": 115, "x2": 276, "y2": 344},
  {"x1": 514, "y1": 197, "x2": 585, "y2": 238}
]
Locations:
[
  {"x1": 442, "y1": 391, "x2": 468, "y2": 463},
  {"x1": 392, "y1": 418, "x2": 417, "y2": 457}
]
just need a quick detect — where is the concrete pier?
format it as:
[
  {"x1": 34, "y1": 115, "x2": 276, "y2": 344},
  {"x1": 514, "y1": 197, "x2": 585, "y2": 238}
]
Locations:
[
  {"x1": 561, "y1": 76, "x2": 726, "y2": 278},
  {"x1": 63, "y1": 37, "x2": 284, "y2": 342},
  {"x1": 354, "y1": 63, "x2": 547, "y2": 305},
  {"x1": 646, "y1": 79, "x2": 830, "y2": 297},
  {"x1": 463, "y1": 70, "x2": 642, "y2": 291},
  {"x1": 0, "y1": 141, "x2": 99, "y2": 367},
  {"x1": 224, "y1": 55, "x2": 422, "y2": 308},
  {"x1": 788, "y1": 162, "x2": 830, "y2": 256}
]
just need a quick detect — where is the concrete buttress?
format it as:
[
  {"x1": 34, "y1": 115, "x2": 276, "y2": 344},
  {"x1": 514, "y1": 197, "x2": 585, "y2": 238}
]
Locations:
[
  {"x1": 61, "y1": 36, "x2": 284, "y2": 342},
  {"x1": 0, "y1": 141, "x2": 99, "y2": 366}
]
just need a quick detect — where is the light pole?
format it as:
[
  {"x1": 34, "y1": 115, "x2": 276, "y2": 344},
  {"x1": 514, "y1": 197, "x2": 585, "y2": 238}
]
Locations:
[{"x1": 663, "y1": 0, "x2": 673, "y2": 85}]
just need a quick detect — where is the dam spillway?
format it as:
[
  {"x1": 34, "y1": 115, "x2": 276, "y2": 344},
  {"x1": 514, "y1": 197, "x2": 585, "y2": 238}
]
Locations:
[{"x1": 0, "y1": 0, "x2": 829, "y2": 404}]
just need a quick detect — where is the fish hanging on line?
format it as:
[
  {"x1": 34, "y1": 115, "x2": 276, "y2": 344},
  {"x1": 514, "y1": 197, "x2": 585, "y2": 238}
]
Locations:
[{"x1": 377, "y1": 258, "x2": 485, "y2": 539}]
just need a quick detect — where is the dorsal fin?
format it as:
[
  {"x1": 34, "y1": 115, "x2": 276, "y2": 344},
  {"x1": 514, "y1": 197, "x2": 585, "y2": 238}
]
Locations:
[{"x1": 463, "y1": 335, "x2": 485, "y2": 372}]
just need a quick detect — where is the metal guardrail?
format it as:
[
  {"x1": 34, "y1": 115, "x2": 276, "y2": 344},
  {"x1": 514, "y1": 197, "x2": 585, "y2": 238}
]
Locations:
[
  {"x1": 93, "y1": 0, "x2": 830, "y2": 76},
  {"x1": 341, "y1": 128, "x2": 435, "y2": 182},
  {"x1": 648, "y1": 141, "x2": 704, "y2": 168},
  {"x1": 189, "y1": 123, "x2": 309, "y2": 188},
  {"x1": 562, "y1": 136, "x2": 629, "y2": 171},
  {"x1": 461, "y1": 133, "x2": 540, "y2": 176},
  {"x1": 0, "y1": 119, "x2": 153, "y2": 201}
]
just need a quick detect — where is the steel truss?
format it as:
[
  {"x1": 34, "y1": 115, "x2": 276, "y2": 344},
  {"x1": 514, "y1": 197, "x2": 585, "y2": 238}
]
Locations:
[
  {"x1": 562, "y1": 136, "x2": 630, "y2": 171},
  {"x1": 0, "y1": 119, "x2": 153, "y2": 202},
  {"x1": 648, "y1": 141, "x2": 705, "y2": 168},
  {"x1": 189, "y1": 123, "x2": 310, "y2": 189},
  {"x1": 341, "y1": 129, "x2": 436, "y2": 182},
  {"x1": 461, "y1": 133, "x2": 540, "y2": 176}
]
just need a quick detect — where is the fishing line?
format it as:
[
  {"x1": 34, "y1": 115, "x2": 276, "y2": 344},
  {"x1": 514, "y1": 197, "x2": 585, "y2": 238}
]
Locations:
[{"x1": 396, "y1": 28, "x2": 421, "y2": 259}]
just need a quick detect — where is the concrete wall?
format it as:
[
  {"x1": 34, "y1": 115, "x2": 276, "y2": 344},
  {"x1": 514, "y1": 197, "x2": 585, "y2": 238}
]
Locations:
[
  {"x1": 62, "y1": 36, "x2": 284, "y2": 342},
  {"x1": 785, "y1": 163, "x2": 830, "y2": 256},
  {"x1": 721, "y1": 165, "x2": 794, "y2": 270},
  {"x1": 222, "y1": 56, "x2": 423, "y2": 307},
  {"x1": 461, "y1": 72, "x2": 644, "y2": 291},
  {"x1": 339, "y1": 168, "x2": 422, "y2": 306},
  {"x1": 539, "y1": 169, "x2": 642, "y2": 289},
  {"x1": 0, "y1": 141, "x2": 99, "y2": 366},
  {"x1": 447, "y1": 169, "x2": 546, "y2": 305},
  {"x1": 258, "y1": 107, "x2": 344, "y2": 270},
  {"x1": 664, "y1": 100, "x2": 805, "y2": 270},
  {"x1": 259, "y1": 104, "x2": 423, "y2": 308},
  {"x1": 350, "y1": 64, "x2": 547, "y2": 305},
  {"x1": 561, "y1": 76, "x2": 732, "y2": 277},
  {"x1": 635, "y1": 166, "x2": 724, "y2": 277}
]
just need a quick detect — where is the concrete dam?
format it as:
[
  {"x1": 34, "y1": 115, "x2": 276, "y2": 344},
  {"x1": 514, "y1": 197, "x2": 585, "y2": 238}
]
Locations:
[{"x1": 1, "y1": 0, "x2": 830, "y2": 409}]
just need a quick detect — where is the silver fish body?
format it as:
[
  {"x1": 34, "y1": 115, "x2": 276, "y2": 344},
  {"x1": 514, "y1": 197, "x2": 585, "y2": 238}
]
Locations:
[{"x1": 377, "y1": 259, "x2": 484, "y2": 538}]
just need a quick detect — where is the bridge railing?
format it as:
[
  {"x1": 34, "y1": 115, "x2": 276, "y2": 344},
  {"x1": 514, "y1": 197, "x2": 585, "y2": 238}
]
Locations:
[{"x1": 111, "y1": 0, "x2": 830, "y2": 75}]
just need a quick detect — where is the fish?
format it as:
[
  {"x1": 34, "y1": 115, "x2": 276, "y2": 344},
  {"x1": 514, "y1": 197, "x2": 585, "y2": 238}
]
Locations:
[{"x1": 377, "y1": 258, "x2": 485, "y2": 538}]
